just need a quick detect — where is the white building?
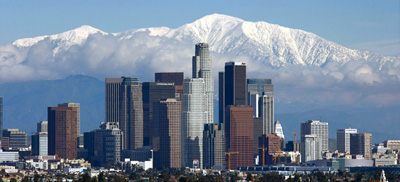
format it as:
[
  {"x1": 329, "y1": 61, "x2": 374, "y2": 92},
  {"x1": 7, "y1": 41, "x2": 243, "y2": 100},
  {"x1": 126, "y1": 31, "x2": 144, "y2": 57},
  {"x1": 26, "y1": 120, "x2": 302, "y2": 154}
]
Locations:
[
  {"x1": 337, "y1": 128, "x2": 357, "y2": 153},
  {"x1": 0, "y1": 149, "x2": 19, "y2": 163},
  {"x1": 192, "y1": 43, "x2": 213, "y2": 124},
  {"x1": 301, "y1": 135, "x2": 322, "y2": 163},
  {"x1": 181, "y1": 78, "x2": 207, "y2": 168},
  {"x1": 301, "y1": 120, "x2": 329, "y2": 153},
  {"x1": 274, "y1": 120, "x2": 284, "y2": 140}
]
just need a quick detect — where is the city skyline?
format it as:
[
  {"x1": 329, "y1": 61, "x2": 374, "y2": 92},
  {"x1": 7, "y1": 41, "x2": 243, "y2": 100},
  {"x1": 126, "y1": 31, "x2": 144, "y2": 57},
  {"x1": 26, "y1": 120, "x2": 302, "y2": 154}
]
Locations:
[{"x1": 0, "y1": 2, "x2": 399, "y2": 177}]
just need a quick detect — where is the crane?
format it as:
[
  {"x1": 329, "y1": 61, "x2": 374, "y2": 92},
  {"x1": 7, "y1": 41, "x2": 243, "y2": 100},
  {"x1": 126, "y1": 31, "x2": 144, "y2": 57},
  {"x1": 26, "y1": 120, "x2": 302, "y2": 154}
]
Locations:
[
  {"x1": 257, "y1": 145, "x2": 267, "y2": 166},
  {"x1": 225, "y1": 151, "x2": 239, "y2": 170},
  {"x1": 291, "y1": 132, "x2": 297, "y2": 152}
]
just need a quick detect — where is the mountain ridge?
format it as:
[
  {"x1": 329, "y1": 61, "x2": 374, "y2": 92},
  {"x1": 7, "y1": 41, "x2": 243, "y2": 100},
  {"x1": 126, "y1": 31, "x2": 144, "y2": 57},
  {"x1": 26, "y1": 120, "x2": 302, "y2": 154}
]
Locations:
[{"x1": 8, "y1": 14, "x2": 397, "y2": 68}]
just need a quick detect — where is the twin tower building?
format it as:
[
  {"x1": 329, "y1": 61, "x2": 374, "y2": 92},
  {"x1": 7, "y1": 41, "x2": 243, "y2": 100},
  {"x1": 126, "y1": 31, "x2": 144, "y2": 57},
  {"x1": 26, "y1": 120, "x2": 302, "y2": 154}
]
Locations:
[{"x1": 105, "y1": 43, "x2": 275, "y2": 169}]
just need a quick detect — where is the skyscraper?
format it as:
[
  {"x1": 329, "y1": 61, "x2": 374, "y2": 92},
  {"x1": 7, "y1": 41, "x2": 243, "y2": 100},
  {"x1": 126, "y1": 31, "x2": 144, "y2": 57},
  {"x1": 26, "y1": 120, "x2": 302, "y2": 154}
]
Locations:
[
  {"x1": 337, "y1": 128, "x2": 357, "y2": 153},
  {"x1": 48, "y1": 105, "x2": 78, "y2": 159},
  {"x1": 350, "y1": 133, "x2": 372, "y2": 160},
  {"x1": 301, "y1": 120, "x2": 329, "y2": 153},
  {"x1": 84, "y1": 122, "x2": 122, "y2": 166},
  {"x1": 37, "y1": 121, "x2": 48, "y2": 133},
  {"x1": 58, "y1": 103, "x2": 80, "y2": 136},
  {"x1": 155, "y1": 72, "x2": 184, "y2": 85},
  {"x1": 259, "y1": 95, "x2": 274, "y2": 134},
  {"x1": 105, "y1": 78, "x2": 123, "y2": 123},
  {"x1": 155, "y1": 72, "x2": 184, "y2": 101},
  {"x1": 31, "y1": 132, "x2": 48, "y2": 156},
  {"x1": 192, "y1": 43, "x2": 213, "y2": 123},
  {"x1": 120, "y1": 77, "x2": 143, "y2": 150},
  {"x1": 0, "y1": 97, "x2": 3, "y2": 140},
  {"x1": 153, "y1": 98, "x2": 181, "y2": 169},
  {"x1": 253, "y1": 117, "x2": 263, "y2": 156},
  {"x1": 203, "y1": 123, "x2": 225, "y2": 169},
  {"x1": 219, "y1": 62, "x2": 247, "y2": 124},
  {"x1": 142, "y1": 82, "x2": 175, "y2": 147},
  {"x1": 181, "y1": 78, "x2": 207, "y2": 168},
  {"x1": 247, "y1": 79, "x2": 274, "y2": 135},
  {"x1": 225, "y1": 105, "x2": 254, "y2": 169}
]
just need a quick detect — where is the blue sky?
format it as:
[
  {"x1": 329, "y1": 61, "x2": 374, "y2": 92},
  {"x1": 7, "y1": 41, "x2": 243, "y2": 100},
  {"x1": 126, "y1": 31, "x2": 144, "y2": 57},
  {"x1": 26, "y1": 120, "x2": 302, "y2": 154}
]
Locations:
[{"x1": 1, "y1": 0, "x2": 399, "y2": 56}]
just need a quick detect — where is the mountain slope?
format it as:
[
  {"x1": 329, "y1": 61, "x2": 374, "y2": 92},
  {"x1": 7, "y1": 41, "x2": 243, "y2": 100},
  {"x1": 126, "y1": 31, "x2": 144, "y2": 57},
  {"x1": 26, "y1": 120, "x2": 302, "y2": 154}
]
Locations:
[
  {"x1": 0, "y1": 75, "x2": 104, "y2": 133},
  {"x1": 9, "y1": 14, "x2": 395, "y2": 68}
]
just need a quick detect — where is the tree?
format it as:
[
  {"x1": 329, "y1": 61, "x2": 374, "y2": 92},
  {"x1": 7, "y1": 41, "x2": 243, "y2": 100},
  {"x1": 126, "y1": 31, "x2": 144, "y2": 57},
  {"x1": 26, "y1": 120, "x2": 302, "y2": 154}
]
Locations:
[
  {"x1": 80, "y1": 172, "x2": 91, "y2": 182},
  {"x1": 246, "y1": 173, "x2": 253, "y2": 181},
  {"x1": 98, "y1": 172, "x2": 105, "y2": 182}
]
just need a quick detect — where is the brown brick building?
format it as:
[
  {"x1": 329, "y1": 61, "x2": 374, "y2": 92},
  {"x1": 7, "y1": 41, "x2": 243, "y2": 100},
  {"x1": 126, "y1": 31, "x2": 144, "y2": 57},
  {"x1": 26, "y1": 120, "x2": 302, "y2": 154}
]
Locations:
[
  {"x1": 225, "y1": 105, "x2": 254, "y2": 169},
  {"x1": 48, "y1": 106, "x2": 78, "y2": 159}
]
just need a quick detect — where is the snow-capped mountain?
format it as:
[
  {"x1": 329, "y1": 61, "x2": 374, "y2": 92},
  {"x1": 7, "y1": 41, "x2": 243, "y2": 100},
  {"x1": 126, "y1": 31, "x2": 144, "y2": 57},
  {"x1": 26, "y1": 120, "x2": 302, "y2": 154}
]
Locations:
[
  {"x1": 1, "y1": 13, "x2": 399, "y2": 85},
  {"x1": 10, "y1": 14, "x2": 395, "y2": 67}
]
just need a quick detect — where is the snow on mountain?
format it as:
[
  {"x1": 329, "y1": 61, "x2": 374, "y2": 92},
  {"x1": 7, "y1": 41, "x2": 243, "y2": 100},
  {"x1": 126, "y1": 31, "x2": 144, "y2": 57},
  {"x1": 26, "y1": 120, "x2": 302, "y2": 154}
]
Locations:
[
  {"x1": 8, "y1": 14, "x2": 395, "y2": 67},
  {"x1": 1, "y1": 13, "x2": 398, "y2": 86},
  {"x1": 13, "y1": 25, "x2": 106, "y2": 47}
]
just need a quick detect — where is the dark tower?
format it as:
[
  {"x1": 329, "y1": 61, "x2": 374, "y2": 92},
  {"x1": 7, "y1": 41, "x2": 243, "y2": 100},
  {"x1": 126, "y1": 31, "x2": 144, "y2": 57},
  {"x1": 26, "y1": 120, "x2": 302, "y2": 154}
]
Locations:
[
  {"x1": 142, "y1": 82, "x2": 175, "y2": 148},
  {"x1": 120, "y1": 77, "x2": 143, "y2": 150}
]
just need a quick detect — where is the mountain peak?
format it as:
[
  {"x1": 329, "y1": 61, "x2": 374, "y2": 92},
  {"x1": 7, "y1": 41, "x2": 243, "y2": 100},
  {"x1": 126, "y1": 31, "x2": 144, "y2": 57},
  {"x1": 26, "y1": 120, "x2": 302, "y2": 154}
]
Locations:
[
  {"x1": 196, "y1": 13, "x2": 244, "y2": 23},
  {"x1": 13, "y1": 25, "x2": 105, "y2": 47}
]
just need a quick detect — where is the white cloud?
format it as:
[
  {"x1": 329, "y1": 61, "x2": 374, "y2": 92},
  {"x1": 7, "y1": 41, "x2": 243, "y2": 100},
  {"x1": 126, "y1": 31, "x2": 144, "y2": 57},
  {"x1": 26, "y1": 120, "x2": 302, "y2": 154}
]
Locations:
[{"x1": 0, "y1": 24, "x2": 399, "y2": 109}]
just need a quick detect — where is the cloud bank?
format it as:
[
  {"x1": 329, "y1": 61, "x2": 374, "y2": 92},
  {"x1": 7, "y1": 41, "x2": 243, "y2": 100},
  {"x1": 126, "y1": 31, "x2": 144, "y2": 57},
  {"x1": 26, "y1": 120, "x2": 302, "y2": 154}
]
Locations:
[{"x1": 1, "y1": 15, "x2": 399, "y2": 109}]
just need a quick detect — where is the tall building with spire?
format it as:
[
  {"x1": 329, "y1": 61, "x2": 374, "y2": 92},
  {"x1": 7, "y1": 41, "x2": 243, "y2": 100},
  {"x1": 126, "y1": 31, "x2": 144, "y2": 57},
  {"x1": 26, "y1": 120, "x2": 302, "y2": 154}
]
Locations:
[{"x1": 192, "y1": 43, "x2": 213, "y2": 123}]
